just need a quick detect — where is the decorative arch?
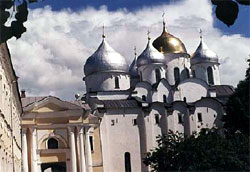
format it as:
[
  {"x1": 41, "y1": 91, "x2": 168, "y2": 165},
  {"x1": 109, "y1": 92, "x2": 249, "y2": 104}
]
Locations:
[{"x1": 38, "y1": 133, "x2": 68, "y2": 149}]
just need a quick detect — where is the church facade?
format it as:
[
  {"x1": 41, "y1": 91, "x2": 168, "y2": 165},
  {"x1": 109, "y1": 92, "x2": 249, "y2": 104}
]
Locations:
[
  {"x1": 21, "y1": 23, "x2": 234, "y2": 172},
  {"x1": 82, "y1": 23, "x2": 234, "y2": 172}
]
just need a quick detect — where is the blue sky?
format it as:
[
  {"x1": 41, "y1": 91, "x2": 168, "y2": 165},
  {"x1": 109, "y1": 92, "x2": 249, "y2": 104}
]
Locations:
[
  {"x1": 29, "y1": 0, "x2": 250, "y2": 37},
  {"x1": 8, "y1": 0, "x2": 250, "y2": 99}
]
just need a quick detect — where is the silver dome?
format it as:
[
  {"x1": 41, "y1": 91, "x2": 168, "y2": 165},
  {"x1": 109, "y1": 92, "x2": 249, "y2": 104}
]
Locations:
[
  {"x1": 137, "y1": 39, "x2": 166, "y2": 67},
  {"x1": 84, "y1": 39, "x2": 129, "y2": 76},
  {"x1": 191, "y1": 39, "x2": 218, "y2": 65},
  {"x1": 129, "y1": 57, "x2": 139, "y2": 77}
]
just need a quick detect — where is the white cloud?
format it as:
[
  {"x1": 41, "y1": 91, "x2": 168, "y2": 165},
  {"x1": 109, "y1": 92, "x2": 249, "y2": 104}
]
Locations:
[{"x1": 7, "y1": 0, "x2": 249, "y2": 100}]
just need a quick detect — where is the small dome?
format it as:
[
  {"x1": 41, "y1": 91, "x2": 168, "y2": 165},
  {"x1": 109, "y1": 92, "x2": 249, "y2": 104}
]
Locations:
[
  {"x1": 84, "y1": 39, "x2": 129, "y2": 76},
  {"x1": 153, "y1": 27, "x2": 187, "y2": 54},
  {"x1": 191, "y1": 39, "x2": 218, "y2": 65},
  {"x1": 129, "y1": 57, "x2": 139, "y2": 77},
  {"x1": 137, "y1": 39, "x2": 165, "y2": 67}
]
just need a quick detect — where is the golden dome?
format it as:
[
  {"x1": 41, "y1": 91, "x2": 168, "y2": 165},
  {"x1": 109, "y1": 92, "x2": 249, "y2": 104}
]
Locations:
[{"x1": 153, "y1": 27, "x2": 187, "y2": 54}]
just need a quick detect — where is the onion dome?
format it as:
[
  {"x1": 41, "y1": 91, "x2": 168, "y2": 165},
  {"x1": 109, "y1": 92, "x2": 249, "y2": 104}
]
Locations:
[
  {"x1": 129, "y1": 48, "x2": 139, "y2": 77},
  {"x1": 137, "y1": 37, "x2": 165, "y2": 67},
  {"x1": 84, "y1": 39, "x2": 129, "y2": 76},
  {"x1": 153, "y1": 24, "x2": 187, "y2": 54},
  {"x1": 129, "y1": 57, "x2": 139, "y2": 77},
  {"x1": 191, "y1": 38, "x2": 218, "y2": 65}
]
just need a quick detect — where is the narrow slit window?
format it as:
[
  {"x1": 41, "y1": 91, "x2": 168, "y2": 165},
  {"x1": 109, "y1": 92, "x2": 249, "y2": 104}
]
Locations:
[
  {"x1": 163, "y1": 95, "x2": 167, "y2": 103},
  {"x1": 155, "y1": 114, "x2": 160, "y2": 124},
  {"x1": 197, "y1": 113, "x2": 202, "y2": 122},
  {"x1": 178, "y1": 113, "x2": 184, "y2": 124},
  {"x1": 132, "y1": 119, "x2": 137, "y2": 126},
  {"x1": 174, "y1": 67, "x2": 180, "y2": 85},
  {"x1": 89, "y1": 136, "x2": 94, "y2": 152},
  {"x1": 142, "y1": 95, "x2": 146, "y2": 101},
  {"x1": 115, "y1": 76, "x2": 120, "y2": 89},
  {"x1": 125, "y1": 152, "x2": 132, "y2": 172},
  {"x1": 207, "y1": 67, "x2": 214, "y2": 85},
  {"x1": 155, "y1": 69, "x2": 161, "y2": 82}
]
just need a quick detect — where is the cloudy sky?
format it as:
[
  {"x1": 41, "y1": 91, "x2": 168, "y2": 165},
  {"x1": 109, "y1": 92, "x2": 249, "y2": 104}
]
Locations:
[{"x1": 7, "y1": 0, "x2": 250, "y2": 100}]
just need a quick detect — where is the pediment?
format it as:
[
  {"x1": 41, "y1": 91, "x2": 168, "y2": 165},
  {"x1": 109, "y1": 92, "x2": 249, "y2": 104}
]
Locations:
[
  {"x1": 31, "y1": 103, "x2": 68, "y2": 113},
  {"x1": 23, "y1": 96, "x2": 82, "y2": 113}
]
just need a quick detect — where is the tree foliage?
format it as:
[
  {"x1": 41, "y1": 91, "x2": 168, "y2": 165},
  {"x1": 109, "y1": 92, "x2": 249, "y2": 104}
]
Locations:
[
  {"x1": 0, "y1": 0, "x2": 28, "y2": 43},
  {"x1": 224, "y1": 57, "x2": 250, "y2": 135},
  {"x1": 211, "y1": 0, "x2": 250, "y2": 27},
  {"x1": 144, "y1": 59, "x2": 250, "y2": 171},
  {"x1": 144, "y1": 129, "x2": 249, "y2": 171}
]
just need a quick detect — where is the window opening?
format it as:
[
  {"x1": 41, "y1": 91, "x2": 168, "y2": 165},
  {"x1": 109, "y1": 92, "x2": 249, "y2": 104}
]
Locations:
[
  {"x1": 197, "y1": 113, "x2": 202, "y2": 122},
  {"x1": 89, "y1": 136, "x2": 94, "y2": 152},
  {"x1": 155, "y1": 69, "x2": 161, "y2": 82},
  {"x1": 48, "y1": 138, "x2": 59, "y2": 149},
  {"x1": 178, "y1": 113, "x2": 184, "y2": 124},
  {"x1": 155, "y1": 114, "x2": 160, "y2": 124},
  {"x1": 174, "y1": 67, "x2": 180, "y2": 85},
  {"x1": 163, "y1": 95, "x2": 167, "y2": 103},
  {"x1": 115, "y1": 76, "x2": 120, "y2": 88},
  {"x1": 207, "y1": 66, "x2": 214, "y2": 85},
  {"x1": 125, "y1": 152, "x2": 132, "y2": 172}
]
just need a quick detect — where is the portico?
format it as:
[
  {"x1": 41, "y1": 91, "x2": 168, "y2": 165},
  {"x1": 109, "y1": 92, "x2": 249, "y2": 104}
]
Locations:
[{"x1": 21, "y1": 96, "x2": 103, "y2": 172}]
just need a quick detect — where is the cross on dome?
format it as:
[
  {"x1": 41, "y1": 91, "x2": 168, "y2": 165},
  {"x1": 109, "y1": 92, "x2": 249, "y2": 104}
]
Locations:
[
  {"x1": 147, "y1": 30, "x2": 151, "y2": 40},
  {"x1": 162, "y1": 11, "x2": 168, "y2": 32},
  {"x1": 199, "y1": 29, "x2": 203, "y2": 40},
  {"x1": 102, "y1": 24, "x2": 106, "y2": 39}
]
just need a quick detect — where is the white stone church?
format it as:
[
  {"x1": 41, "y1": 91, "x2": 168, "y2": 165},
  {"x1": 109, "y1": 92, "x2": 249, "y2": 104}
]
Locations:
[{"x1": 20, "y1": 22, "x2": 234, "y2": 172}]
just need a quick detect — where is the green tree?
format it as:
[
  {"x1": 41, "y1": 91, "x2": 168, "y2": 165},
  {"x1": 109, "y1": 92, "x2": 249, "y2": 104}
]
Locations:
[
  {"x1": 224, "y1": 57, "x2": 250, "y2": 135},
  {"x1": 144, "y1": 129, "x2": 249, "y2": 171}
]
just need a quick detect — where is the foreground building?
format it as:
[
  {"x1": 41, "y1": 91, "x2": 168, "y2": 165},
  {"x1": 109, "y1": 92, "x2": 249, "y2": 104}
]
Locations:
[
  {"x1": 0, "y1": 43, "x2": 22, "y2": 172},
  {"x1": 21, "y1": 22, "x2": 234, "y2": 172}
]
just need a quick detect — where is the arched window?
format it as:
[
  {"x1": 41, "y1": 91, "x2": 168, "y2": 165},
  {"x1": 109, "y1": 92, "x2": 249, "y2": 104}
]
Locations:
[
  {"x1": 115, "y1": 76, "x2": 120, "y2": 89},
  {"x1": 163, "y1": 95, "x2": 167, "y2": 103},
  {"x1": 207, "y1": 66, "x2": 214, "y2": 85},
  {"x1": 155, "y1": 69, "x2": 161, "y2": 82},
  {"x1": 174, "y1": 67, "x2": 180, "y2": 85},
  {"x1": 125, "y1": 152, "x2": 131, "y2": 172},
  {"x1": 142, "y1": 95, "x2": 146, "y2": 102},
  {"x1": 48, "y1": 138, "x2": 58, "y2": 149}
]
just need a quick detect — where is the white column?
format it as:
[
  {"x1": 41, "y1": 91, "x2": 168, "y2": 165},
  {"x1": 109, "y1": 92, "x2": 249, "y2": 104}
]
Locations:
[
  {"x1": 31, "y1": 127, "x2": 38, "y2": 172},
  {"x1": 22, "y1": 128, "x2": 29, "y2": 172},
  {"x1": 85, "y1": 127, "x2": 93, "y2": 172},
  {"x1": 78, "y1": 126, "x2": 86, "y2": 172},
  {"x1": 69, "y1": 126, "x2": 77, "y2": 172}
]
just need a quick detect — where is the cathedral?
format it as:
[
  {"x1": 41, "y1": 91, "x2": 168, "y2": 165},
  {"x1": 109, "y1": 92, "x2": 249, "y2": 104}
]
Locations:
[{"x1": 20, "y1": 21, "x2": 234, "y2": 172}]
